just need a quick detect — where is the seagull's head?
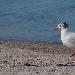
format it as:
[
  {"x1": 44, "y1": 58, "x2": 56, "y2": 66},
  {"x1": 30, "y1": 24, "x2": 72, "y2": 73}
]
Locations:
[{"x1": 55, "y1": 22, "x2": 68, "y2": 30}]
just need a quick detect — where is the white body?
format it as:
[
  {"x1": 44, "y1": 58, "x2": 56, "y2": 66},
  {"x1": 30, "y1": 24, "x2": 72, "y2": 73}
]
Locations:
[{"x1": 61, "y1": 29, "x2": 75, "y2": 48}]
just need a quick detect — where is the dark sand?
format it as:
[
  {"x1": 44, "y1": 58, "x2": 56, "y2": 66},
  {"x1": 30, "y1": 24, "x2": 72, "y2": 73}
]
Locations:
[{"x1": 0, "y1": 41, "x2": 75, "y2": 75}]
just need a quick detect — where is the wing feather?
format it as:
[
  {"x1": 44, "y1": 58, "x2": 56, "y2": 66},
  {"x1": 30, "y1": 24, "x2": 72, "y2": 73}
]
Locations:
[{"x1": 67, "y1": 33, "x2": 75, "y2": 44}]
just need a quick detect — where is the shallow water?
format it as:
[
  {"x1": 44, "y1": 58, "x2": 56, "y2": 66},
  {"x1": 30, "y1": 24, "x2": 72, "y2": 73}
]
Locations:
[{"x1": 0, "y1": 0, "x2": 75, "y2": 42}]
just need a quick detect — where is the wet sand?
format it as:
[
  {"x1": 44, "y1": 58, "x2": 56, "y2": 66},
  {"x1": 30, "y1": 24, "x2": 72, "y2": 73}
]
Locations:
[{"x1": 0, "y1": 40, "x2": 75, "y2": 75}]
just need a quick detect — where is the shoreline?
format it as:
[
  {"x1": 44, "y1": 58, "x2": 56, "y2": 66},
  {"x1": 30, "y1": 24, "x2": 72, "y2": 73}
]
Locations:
[{"x1": 0, "y1": 39, "x2": 62, "y2": 44}]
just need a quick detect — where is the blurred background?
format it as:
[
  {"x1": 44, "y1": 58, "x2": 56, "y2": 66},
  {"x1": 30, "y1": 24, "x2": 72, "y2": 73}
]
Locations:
[{"x1": 0, "y1": 0, "x2": 75, "y2": 42}]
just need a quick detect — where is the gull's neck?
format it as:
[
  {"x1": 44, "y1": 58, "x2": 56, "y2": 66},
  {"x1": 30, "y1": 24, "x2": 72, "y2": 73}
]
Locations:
[{"x1": 61, "y1": 28, "x2": 68, "y2": 41}]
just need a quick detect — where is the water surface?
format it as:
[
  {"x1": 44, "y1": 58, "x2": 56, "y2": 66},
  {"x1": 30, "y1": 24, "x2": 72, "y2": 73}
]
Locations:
[{"x1": 0, "y1": 0, "x2": 75, "y2": 42}]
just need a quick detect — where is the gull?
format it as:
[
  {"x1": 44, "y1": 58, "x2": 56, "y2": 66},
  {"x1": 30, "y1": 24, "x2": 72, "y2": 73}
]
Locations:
[{"x1": 56, "y1": 22, "x2": 75, "y2": 57}]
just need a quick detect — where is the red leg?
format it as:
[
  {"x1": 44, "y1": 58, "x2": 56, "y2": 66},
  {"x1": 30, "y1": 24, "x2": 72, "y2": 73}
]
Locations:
[{"x1": 70, "y1": 52, "x2": 75, "y2": 57}]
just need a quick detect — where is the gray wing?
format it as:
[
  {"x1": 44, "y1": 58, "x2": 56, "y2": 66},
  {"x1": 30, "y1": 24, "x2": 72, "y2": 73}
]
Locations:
[{"x1": 67, "y1": 33, "x2": 75, "y2": 44}]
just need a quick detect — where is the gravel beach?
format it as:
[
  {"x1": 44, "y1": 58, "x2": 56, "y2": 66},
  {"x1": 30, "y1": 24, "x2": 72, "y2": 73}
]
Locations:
[{"x1": 0, "y1": 40, "x2": 75, "y2": 75}]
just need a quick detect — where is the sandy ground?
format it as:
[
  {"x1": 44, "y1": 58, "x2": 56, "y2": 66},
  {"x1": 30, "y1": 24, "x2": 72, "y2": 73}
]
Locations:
[{"x1": 0, "y1": 41, "x2": 75, "y2": 75}]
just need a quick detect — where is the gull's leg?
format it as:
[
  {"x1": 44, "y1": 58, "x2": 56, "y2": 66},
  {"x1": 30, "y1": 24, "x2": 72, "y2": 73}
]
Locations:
[{"x1": 70, "y1": 52, "x2": 75, "y2": 57}]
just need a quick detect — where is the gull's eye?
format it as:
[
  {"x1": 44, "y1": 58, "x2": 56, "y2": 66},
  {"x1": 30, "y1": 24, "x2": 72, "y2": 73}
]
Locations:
[{"x1": 59, "y1": 25, "x2": 62, "y2": 27}]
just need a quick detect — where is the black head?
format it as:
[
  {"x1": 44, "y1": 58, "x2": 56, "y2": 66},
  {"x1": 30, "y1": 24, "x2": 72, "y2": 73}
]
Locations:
[
  {"x1": 63, "y1": 22, "x2": 68, "y2": 28},
  {"x1": 57, "y1": 22, "x2": 69, "y2": 30}
]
